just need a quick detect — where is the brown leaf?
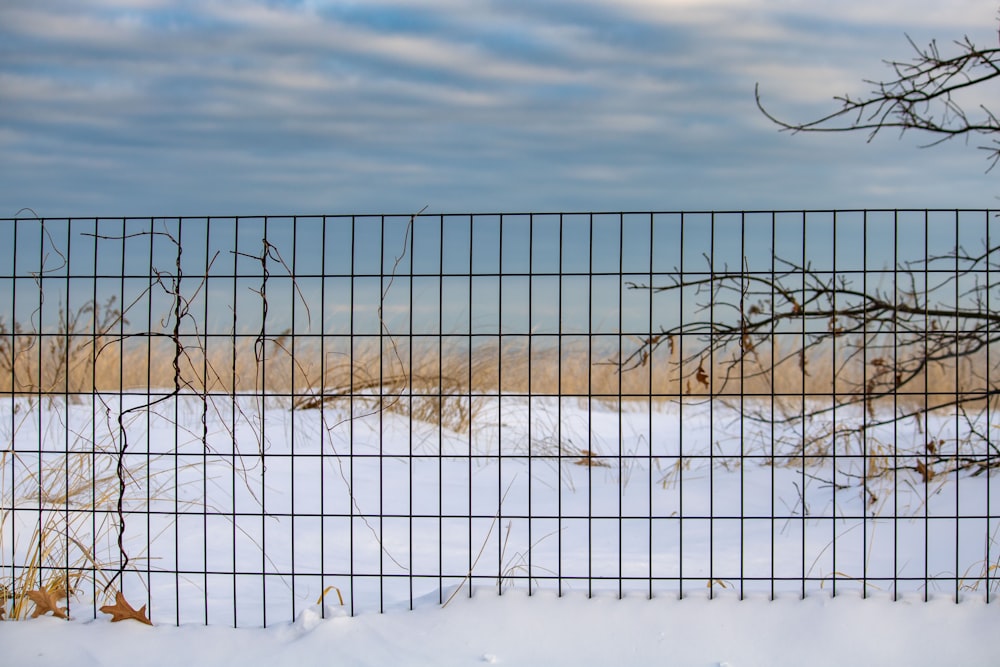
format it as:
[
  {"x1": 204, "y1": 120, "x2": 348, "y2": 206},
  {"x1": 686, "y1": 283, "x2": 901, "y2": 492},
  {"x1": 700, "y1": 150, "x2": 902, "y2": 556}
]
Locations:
[
  {"x1": 0, "y1": 603, "x2": 7, "y2": 620},
  {"x1": 573, "y1": 449, "x2": 610, "y2": 468},
  {"x1": 26, "y1": 588, "x2": 68, "y2": 619},
  {"x1": 695, "y1": 361, "x2": 709, "y2": 388},
  {"x1": 100, "y1": 591, "x2": 152, "y2": 625},
  {"x1": 916, "y1": 460, "x2": 935, "y2": 483}
]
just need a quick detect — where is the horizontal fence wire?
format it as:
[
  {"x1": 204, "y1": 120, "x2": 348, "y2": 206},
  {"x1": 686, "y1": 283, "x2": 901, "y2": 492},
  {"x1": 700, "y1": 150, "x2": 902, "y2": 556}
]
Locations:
[{"x1": 1, "y1": 210, "x2": 998, "y2": 626}]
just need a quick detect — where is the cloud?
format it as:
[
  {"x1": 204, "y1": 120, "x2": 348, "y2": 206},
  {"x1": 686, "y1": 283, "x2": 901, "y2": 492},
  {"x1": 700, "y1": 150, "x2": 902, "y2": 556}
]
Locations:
[{"x1": 0, "y1": 0, "x2": 997, "y2": 217}]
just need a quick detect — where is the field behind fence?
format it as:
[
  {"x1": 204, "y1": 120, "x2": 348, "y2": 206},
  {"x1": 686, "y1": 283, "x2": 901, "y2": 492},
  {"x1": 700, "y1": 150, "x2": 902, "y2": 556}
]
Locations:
[{"x1": 1, "y1": 210, "x2": 998, "y2": 626}]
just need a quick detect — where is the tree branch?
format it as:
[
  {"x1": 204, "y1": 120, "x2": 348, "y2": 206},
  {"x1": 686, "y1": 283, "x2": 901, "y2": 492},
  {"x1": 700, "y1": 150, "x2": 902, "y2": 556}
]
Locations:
[{"x1": 756, "y1": 34, "x2": 1000, "y2": 170}]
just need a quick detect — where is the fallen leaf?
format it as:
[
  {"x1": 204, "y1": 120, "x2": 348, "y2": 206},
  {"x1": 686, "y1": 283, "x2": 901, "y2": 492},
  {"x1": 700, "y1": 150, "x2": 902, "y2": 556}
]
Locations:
[
  {"x1": 26, "y1": 588, "x2": 68, "y2": 619},
  {"x1": 695, "y1": 361, "x2": 709, "y2": 388},
  {"x1": 573, "y1": 449, "x2": 611, "y2": 468},
  {"x1": 100, "y1": 591, "x2": 152, "y2": 625}
]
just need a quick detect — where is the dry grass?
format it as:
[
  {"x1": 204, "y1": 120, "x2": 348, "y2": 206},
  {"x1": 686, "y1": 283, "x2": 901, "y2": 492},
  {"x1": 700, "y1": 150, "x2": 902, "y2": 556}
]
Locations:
[
  {"x1": 1, "y1": 305, "x2": 988, "y2": 417},
  {"x1": 1, "y1": 409, "x2": 131, "y2": 620},
  {"x1": 0, "y1": 394, "x2": 217, "y2": 620}
]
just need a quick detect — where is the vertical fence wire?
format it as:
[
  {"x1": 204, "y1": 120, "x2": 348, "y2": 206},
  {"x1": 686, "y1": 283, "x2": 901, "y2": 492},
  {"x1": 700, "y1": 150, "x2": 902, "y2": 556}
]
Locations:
[{"x1": 983, "y1": 210, "x2": 989, "y2": 602}]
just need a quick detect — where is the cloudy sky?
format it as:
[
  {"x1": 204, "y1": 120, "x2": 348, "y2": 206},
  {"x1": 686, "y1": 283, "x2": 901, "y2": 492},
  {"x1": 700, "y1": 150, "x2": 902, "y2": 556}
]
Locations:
[{"x1": 1, "y1": 0, "x2": 998, "y2": 217}]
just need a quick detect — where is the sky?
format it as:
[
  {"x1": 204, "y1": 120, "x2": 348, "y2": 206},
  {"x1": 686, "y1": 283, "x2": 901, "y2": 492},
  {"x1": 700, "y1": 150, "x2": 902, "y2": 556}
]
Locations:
[{"x1": 1, "y1": 0, "x2": 999, "y2": 218}]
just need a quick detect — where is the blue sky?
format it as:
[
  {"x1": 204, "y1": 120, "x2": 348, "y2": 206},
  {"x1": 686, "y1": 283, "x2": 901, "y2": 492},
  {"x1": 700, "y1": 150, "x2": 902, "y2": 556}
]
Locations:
[{"x1": 1, "y1": 0, "x2": 998, "y2": 217}]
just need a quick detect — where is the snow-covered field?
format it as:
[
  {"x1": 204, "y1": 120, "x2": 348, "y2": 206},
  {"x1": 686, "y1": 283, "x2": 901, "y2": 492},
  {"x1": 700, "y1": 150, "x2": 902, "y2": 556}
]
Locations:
[
  {"x1": 5, "y1": 588, "x2": 999, "y2": 667},
  {"x1": 2, "y1": 393, "x2": 998, "y2": 665}
]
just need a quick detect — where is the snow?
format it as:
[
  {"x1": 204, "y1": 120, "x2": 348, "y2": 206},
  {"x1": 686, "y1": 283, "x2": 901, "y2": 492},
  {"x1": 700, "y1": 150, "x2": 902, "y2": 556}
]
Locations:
[
  {"x1": 3, "y1": 394, "x2": 999, "y2": 665},
  {"x1": 3, "y1": 589, "x2": 998, "y2": 667}
]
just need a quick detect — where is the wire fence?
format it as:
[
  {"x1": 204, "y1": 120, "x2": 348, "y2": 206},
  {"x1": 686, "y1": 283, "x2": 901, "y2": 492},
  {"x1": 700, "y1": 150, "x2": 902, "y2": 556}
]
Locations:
[{"x1": 1, "y1": 210, "x2": 998, "y2": 626}]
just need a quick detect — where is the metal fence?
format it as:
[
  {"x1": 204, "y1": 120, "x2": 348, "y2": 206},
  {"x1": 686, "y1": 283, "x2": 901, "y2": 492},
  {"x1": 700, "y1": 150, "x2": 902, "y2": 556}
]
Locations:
[{"x1": 1, "y1": 210, "x2": 998, "y2": 626}]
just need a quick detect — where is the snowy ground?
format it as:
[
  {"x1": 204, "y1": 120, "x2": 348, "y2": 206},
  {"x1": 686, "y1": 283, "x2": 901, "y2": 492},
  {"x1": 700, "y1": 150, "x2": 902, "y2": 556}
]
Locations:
[
  {"x1": 2, "y1": 394, "x2": 998, "y2": 665},
  {"x1": 2, "y1": 588, "x2": 999, "y2": 666}
]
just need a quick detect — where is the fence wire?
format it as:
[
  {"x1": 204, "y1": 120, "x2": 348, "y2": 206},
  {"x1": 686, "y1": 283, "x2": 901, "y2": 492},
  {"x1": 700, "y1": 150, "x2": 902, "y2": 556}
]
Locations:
[{"x1": 1, "y1": 210, "x2": 998, "y2": 626}]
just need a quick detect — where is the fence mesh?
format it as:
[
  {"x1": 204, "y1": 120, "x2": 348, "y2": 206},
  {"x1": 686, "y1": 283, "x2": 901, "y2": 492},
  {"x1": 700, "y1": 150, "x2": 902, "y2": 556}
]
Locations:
[{"x1": 1, "y1": 210, "x2": 998, "y2": 625}]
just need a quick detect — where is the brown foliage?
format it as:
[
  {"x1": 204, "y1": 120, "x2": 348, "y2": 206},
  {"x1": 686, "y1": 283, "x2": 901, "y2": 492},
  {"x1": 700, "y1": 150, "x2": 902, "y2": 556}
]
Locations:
[
  {"x1": 100, "y1": 591, "x2": 153, "y2": 625},
  {"x1": 26, "y1": 587, "x2": 68, "y2": 619}
]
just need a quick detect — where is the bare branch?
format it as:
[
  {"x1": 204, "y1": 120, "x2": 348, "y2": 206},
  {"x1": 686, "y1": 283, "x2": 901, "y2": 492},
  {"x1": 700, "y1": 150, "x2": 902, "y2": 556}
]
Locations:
[
  {"x1": 622, "y1": 242, "x2": 1000, "y2": 478},
  {"x1": 756, "y1": 34, "x2": 1000, "y2": 170}
]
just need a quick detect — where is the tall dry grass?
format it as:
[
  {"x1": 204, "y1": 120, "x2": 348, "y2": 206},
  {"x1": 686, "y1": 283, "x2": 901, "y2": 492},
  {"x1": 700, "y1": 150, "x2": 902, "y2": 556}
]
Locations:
[{"x1": 0, "y1": 300, "x2": 987, "y2": 417}]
